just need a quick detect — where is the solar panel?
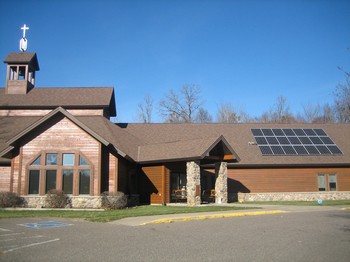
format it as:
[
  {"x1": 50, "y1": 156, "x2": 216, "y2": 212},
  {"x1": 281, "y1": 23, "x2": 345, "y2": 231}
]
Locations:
[
  {"x1": 294, "y1": 145, "x2": 308, "y2": 155},
  {"x1": 272, "y1": 128, "x2": 284, "y2": 136},
  {"x1": 293, "y1": 129, "x2": 306, "y2": 136},
  {"x1": 283, "y1": 128, "x2": 295, "y2": 136},
  {"x1": 251, "y1": 128, "x2": 342, "y2": 156},
  {"x1": 259, "y1": 145, "x2": 273, "y2": 155},
  {"x1": 271, "y1": 146, "x2": 285, "y2": 155},
  {"x1": 282, "y1": 146, "x2": 297, "y2": 155},
  {"x1": 266, "y1": 137, "x2": 279, "y2": 144},
  {"x1": 305, "y1": 146, "x2": 320, "y2": 155},
  {"x1": 262, "y1": 129, "x2": 274, "y2": 136},
  {"x1": 277, "y1": 136, "x2": 290, "y2": 144},
  {"x1": 327, "y1": 145, "x2": 342, "y2": 155},
  {"x1": 314, "y1": 129, "x2": 326, "y2": 136}
]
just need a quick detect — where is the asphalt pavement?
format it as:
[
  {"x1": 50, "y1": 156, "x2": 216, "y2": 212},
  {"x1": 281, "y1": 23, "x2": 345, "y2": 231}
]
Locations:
[{"x1": 108, "y1": 203, "x2": 349, "y2": 226}]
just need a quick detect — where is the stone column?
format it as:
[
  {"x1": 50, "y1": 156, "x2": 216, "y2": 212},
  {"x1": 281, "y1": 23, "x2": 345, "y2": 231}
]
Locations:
[
  {"x1": 186, "y1": 161, "x2": 201, "y2": 206},
  {"x1": 215, "y1": 162, "x2": 228, "y2": 204}
]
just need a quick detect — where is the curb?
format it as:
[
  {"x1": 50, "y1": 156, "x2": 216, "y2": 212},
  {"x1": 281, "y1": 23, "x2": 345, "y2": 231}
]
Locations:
[{"x1": 142, "y1": 210, "x2": 287, "y2": 225}]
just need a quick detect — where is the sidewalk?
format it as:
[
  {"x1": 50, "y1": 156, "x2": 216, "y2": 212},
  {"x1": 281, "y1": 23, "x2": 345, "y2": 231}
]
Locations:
[{"x1": 108, "y1": 204, "x2": 346, "y2": 226}]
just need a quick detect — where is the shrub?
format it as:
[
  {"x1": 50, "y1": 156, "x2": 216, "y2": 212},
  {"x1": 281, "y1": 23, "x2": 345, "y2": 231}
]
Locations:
[
  {"x1": 0, "y1": 191, "x2": 24, "y2": 208},
  {"x1": 101, "y1": 191, "x2": 127, "y2": 210},
  {"x1": 45, "y1": 189, "x2": 69, "y2": 208}
]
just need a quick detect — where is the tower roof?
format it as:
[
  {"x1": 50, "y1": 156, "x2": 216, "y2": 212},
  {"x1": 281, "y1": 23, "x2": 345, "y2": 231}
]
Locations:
[{"x1": 3, "y1": 52, "x2": 39, "y2": 71}]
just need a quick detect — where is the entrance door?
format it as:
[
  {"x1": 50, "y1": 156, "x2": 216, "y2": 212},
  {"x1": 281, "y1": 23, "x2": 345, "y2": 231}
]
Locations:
[{"x1": 170, "y1": 173, "x2": 187, "y2": 202}]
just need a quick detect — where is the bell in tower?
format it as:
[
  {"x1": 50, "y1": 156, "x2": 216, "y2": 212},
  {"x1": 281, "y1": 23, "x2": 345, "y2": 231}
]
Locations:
[{"x1": 3, "y1": 24, "x2": 40, "y2": 95}]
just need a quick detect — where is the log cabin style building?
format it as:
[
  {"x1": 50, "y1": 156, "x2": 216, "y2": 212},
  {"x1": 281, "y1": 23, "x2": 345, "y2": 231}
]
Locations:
[{"x1": 0, "y1": 51, "x2": 350, "y2": 208}]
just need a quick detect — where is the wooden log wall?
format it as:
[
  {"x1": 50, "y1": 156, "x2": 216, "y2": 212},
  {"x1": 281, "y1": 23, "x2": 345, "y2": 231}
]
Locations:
[
  {"x1": 226, "y1": 167, "x2": 350, "y2": 193},
  {"x1": 0, "y1": 166, "x2": 11, "y2": 191},
  {"x1": 141, "y1": 165, "x2": 170, "y2": 204},
  {"x1": 18, "y1": 116, "x2": 100, "y2": 196}
]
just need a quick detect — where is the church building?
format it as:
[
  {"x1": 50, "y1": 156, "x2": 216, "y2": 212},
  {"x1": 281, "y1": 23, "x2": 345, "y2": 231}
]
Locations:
[{"x1": 0, "y1": 28, "x2": 349, "y2": 208}]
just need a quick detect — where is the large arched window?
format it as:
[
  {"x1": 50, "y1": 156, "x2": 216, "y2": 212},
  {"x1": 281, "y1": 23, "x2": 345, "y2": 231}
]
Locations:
[{"x1": 27, "y1": 152, "x2": 92, "y2": 195}]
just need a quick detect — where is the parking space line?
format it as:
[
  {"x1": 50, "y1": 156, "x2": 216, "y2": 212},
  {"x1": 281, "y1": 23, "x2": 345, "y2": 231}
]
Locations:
[
  {"x1": 0, "y1": 228, "x2": 11, "y2": 232},
  {"x1": 0, "y1": 233, "x2": 23, "y2": 237},
  {"x1": 2, "y1": 238, "x2": 60, "y2": 254}
]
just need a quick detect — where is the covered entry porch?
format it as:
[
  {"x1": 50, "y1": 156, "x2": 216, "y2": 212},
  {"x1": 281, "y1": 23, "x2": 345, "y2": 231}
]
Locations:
[{"x1": 139, "y1": 136, "x2": 238, "y2": 205}]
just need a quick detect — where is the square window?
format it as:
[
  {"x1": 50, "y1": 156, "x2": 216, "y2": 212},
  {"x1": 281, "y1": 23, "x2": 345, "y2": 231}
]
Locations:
[
  {"x1": 46, "y1": 153, "x2": 58, "y2": 165},
  {"x1": 62, "y1": 153, "x2": 75, "y2": 166}
]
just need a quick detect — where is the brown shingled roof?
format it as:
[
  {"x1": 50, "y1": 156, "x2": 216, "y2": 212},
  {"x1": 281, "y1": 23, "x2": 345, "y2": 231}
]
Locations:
[
  {"x1": 0, "y1": 87, "x2": 116, "y2": 116},
  {"x1": 121, "y1": 123, "x2": 350, "y2": 166},
  {"x1": 1, "y1": 110, "x2": 349, "y2": 167},
  {"x1": 3, "y1": 52, "x2": 39, "y2": 70}
]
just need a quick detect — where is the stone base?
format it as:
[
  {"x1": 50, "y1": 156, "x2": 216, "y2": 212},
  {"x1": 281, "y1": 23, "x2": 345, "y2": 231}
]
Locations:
[
  {"x1": 21, "y1": 194, "x2": 140, "y2": 209},
  {"x1": 236, "y1": 191, "x2": 350, "y2": 202}
]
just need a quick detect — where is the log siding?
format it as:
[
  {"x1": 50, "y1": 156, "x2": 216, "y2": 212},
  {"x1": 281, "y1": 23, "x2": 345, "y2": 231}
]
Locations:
[
  {"x1": 18, "y1": 117, "x2": 100, "y2": 196},
  {"x1": 227, "y1": 167, "x2": 350, "y2": 193}
]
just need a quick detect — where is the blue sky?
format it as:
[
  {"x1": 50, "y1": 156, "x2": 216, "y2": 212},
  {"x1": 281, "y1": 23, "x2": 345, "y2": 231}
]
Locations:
[{"x1": 0, "y1": 0, "x2": 349, "y2": 122}]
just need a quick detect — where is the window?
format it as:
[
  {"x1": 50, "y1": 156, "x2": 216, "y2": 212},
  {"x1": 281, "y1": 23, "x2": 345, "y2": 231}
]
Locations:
[
  {"x1": 18, "y1": 66, "x2": 26, "y2": 80},
  {"x1": 329, "y1": 175, "x2": 337, "y2": 191},
  {"x1": 9, "y1": 66, "x2": 17, "y2": 80},
  {"x1": 79, "y1": 155, "x2": 88, "y2": 166},
  {"x1": 28, "y1": 152, "x2": 92, "y2": 195},
  {"x1": 79, "y1": 170, "x2": 90, "y2": 194},
  {"x1": 46, "y1": 170, "x2": 57, "y2": 193},
  {"x1": 8, "y1": 65, "x2": 26, "y2": 80},
  {"x1": 31, "y1": 155, "x2": 41, "y2": 165},
  {"x1": 28, "y1": 170, "x2": 40, "y2": 194},
  {"x1": 62, "y1": 170, "x2": 73, "y2": 194},
  {"x1": 62, "y1": 153, "x2": 75, "y2": 166},
  {"x1": 318, "y1": 175, "x2": 326, "y2": 191},
  {"x1": 46, "y1": 153, "x2": 58, "y2": 165},
  {"x1": 171, "y1": 173, "x2": 187, "y2": 192},
  {"x1": 318, "y1": 174, "x2": 337, "y2": 191}
]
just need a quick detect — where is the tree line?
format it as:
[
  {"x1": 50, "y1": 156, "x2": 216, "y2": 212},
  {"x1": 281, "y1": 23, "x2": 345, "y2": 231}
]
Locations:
[{"x1": 137, "y1": 72, "x2": 350, "y2": 124}]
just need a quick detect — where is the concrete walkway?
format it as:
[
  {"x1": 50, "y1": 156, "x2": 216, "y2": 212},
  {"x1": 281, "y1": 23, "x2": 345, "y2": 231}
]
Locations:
[{"x1": 109, "y1": 204, "x2": 349, "y2": 226}]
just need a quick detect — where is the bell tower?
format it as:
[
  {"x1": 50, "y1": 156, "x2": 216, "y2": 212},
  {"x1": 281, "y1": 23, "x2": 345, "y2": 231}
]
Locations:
[{"x1": 3, "y1": 24, "x2": 40, "y2": 95}]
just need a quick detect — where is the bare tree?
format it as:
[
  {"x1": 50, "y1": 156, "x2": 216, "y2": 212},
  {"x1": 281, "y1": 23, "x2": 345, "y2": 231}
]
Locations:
[
  {"x1": 216, "y1": 102, "x2": 240, "y2": 123},
  {"x1": 321, "y1": 103, "x2": 336, "y2": 123},
  {"x1": 302, "y1": 103, "x2": 321, "y2": 123},
  {"x1": 195, "y1": 107, "x2": 213, "y2": 123},
  {"x1": 257, "y1": 96, "x2": 297, "y2": 123},
  {"x1": 137, "y1": 95, "x2": 153, "y2": 123},
  {"x1": 334, "y1": 73, "x2": 350, "y2": 123},
  {"x1": 159, "y1": 84, "x2": 202, "y2": 123},
  {"x1": 271, "y1": 96, "x2": 291, "y2": 123}
]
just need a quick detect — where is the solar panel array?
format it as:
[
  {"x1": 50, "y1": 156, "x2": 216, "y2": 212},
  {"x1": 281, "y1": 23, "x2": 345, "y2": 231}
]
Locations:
[{"x1": 251, "y1": 128, "x2": 343, "y2": 156}]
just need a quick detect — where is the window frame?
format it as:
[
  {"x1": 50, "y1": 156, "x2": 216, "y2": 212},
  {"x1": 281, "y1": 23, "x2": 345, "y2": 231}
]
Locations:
[
  {"x1": 317, "y1": 174, "x2": 337, "y2": 192},
  {"x1": 27, "y1": 151, "x2": 93, "y2": 195}
]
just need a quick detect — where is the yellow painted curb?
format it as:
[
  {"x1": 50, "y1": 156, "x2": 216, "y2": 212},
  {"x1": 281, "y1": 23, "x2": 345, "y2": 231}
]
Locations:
[
  {"x1": 143, "y1": 210, "x2": 287, "y2": 225},
  {"x1": 341, "y1": 207, "x2": 350, "y2": 210}
]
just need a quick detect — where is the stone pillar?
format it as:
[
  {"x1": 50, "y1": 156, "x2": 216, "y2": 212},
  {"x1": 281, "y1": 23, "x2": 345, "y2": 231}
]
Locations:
[
  {"x1": 186, "y1": 161, "x2": 201, "y2": 206},
  {"x1": 215, "y1": 162, "x2": 228, "y2": 204}
]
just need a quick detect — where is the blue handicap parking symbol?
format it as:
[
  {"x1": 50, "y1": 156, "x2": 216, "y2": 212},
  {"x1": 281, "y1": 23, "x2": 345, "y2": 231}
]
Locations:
[{"x1": 20, "y1": 221, "x2": 72, "y2": 229}]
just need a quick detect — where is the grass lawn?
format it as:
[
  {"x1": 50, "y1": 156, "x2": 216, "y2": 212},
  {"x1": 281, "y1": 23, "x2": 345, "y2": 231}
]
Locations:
[
  {"x1": 0, "y1": 205, "x2": 253, "y2": 223},
  {"x1": 239, "y1": 200, "x2": 350, "y2": 206}
]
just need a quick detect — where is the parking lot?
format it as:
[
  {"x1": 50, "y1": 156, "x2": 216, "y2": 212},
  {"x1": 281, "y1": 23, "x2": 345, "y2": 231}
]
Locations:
[{"x1": 1, "y1": 207, "x2": 350, "y2": 262}]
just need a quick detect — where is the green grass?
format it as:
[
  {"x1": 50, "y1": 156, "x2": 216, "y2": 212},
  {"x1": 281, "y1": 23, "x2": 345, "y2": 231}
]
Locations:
[
  {"x1": 239, "y1": 200, "x2": 350, "y2": 206},
  {"x1": 0, "y1": 205, "x2": 252, "y2": 223}
]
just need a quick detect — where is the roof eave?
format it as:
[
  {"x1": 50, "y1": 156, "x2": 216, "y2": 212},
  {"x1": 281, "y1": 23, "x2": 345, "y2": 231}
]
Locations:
[{"x1": 4, "y1": 107, "x2": 128, "y2": 157}]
